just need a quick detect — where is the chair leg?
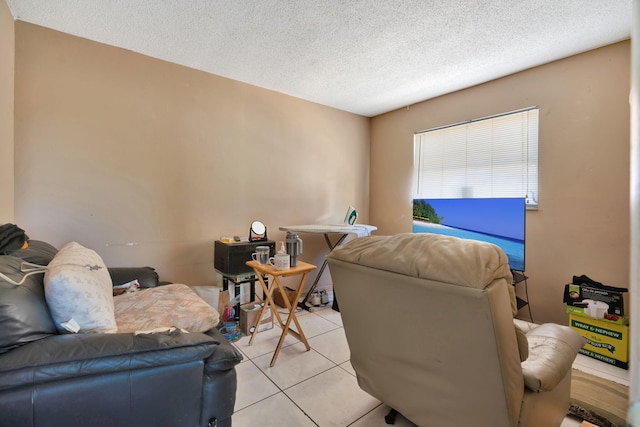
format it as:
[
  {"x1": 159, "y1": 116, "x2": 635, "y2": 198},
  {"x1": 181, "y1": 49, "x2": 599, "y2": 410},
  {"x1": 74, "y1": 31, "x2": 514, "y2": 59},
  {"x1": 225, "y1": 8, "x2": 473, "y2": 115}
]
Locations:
[{"x1": 384, "y1": 408, "x2": 398, "y2": 425}]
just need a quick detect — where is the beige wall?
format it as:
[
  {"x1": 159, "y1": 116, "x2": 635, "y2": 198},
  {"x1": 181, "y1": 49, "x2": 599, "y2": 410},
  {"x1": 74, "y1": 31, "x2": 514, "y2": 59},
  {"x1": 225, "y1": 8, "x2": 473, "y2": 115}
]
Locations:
[
  {"x1": 370, "y1": 41, "x2": 631, "y2": 325},
  {"x1": 0, "y1": 0, "x2": 14, "y2": 223},
  {"x1": 11, "y1": 18, "x2": 630, "y2": 324},
  {"x1": 14, "y1": 22, "x2": 370, "y2": 287}
]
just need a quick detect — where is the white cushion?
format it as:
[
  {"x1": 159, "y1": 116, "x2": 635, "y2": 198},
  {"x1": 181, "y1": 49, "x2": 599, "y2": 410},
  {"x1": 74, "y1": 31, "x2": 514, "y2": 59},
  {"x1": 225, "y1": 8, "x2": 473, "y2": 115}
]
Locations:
[
  {"x1": 44, "y1": 241, "x2": 117, "y2": 333},
  {"x1": 114, "y1": 284, "x2": 220, "y2": 333}
]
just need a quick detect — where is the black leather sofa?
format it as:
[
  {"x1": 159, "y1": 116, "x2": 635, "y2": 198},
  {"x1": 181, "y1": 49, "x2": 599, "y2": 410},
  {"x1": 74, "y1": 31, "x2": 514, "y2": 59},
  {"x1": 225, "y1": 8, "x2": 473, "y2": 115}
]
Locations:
[{"x1": 0, "y1": 240, "x2": 243, "y2": 427}]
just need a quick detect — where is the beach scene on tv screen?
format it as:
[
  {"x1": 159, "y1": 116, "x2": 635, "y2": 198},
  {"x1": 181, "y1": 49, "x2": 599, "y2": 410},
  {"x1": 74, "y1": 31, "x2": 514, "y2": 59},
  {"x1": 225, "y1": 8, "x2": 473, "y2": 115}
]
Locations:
[{"x1": 413, "y1": 197, "x2": 525, "y2": 271}]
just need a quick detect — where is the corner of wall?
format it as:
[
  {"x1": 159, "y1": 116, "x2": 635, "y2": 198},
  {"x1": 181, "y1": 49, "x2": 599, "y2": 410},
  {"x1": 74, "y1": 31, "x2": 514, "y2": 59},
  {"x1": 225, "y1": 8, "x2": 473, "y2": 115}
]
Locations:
[{"x1": 0, "y1": 0, "x2": 14, "y2": 223}]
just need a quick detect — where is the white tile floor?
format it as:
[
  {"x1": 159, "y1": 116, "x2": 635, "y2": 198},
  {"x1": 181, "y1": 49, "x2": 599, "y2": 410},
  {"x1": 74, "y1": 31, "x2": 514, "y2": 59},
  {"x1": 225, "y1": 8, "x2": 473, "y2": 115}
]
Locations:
[
  {"x1": 230, "y1": 303, "x2": 603, "y2": 427},
  {"x1": 572, "y1": 352, "x2": 630, "y2": 387}
]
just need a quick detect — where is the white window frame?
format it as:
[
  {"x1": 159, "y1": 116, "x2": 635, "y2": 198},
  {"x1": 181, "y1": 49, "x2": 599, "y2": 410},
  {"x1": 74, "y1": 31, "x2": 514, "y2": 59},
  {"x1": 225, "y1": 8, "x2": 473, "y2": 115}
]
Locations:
[{"x1": 413, "y1": 107, "x2": 539, "y2": 208}]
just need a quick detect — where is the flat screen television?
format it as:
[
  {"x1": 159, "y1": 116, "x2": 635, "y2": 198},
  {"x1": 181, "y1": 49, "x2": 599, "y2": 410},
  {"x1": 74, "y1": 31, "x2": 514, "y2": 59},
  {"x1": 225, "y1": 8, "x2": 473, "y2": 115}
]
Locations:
[{"x1": 412, "y1": 197, "x2": 526, "y2": 272}]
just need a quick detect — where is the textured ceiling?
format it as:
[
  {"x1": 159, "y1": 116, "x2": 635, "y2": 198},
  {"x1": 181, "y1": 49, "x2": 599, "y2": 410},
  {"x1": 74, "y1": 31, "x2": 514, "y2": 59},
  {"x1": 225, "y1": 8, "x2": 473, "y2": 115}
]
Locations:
[{"x1": 6, "y1": 0, "x2": 633, "y2": 117}]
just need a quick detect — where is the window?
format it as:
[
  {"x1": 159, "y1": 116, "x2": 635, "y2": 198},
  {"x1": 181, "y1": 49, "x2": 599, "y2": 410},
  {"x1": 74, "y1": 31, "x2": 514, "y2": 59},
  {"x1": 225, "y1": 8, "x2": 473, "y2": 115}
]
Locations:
[{"x1": 413, "y1": 107, "x2": 539, "y2": 207}]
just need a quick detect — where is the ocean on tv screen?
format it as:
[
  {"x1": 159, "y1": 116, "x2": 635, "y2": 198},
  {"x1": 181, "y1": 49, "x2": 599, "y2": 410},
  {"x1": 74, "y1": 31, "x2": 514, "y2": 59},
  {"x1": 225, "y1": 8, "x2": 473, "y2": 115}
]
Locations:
[{"x1": 412, "y1": 198, "x2": 525, "y2": 271}]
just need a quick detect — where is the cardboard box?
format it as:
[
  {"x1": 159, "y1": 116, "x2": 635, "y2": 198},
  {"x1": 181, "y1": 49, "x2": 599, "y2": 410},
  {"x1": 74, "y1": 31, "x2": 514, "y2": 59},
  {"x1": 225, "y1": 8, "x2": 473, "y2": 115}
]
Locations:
[
  {"x1": 240, "y1": 302, "x2": 273, "y2": 335},
  {"x1": 563, "y1": 282, "x2": 627, "y2": 322},
  {"x1": 274, "y1": 286, "x2": 297, "y2": 308},
  {"x1": 569, "y1": 314, "x2": 629, "y2": 369},
  {"x1": 565, "y1": 305, "x2": 628, "y2": 325}
]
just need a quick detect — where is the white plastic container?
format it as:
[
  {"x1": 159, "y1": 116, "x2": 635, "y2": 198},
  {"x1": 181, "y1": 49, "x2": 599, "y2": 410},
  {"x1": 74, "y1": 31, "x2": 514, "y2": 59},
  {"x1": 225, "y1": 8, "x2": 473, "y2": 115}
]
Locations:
[{"x1": 582, "y1": 299, "x2": 609, "y2": 319}]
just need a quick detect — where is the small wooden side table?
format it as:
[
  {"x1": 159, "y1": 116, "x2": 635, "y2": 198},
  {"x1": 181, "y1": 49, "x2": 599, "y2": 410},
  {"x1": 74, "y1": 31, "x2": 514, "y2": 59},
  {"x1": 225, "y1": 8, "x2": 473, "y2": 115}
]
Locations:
[{"x1": 246, "y1": 260, "x2": 317, "y2": 366}]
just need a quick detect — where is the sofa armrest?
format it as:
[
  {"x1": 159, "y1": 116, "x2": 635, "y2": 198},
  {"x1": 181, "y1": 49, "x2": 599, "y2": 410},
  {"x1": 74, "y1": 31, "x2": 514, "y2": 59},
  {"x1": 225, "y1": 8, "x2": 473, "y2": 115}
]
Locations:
[
  {"x1": 0, "y1": 329, "x2": 219, "y2": 391},
  {"x1": 108, "y1": 266, "x2": 160, "y2": 288},
  {"x1": 203, "y1": 327, "x2": 244, "y2": 371},
  {"x1": 520, "y1": 323, "x2": 585, "y2": 392},
  {"x1": 200, "y1": 327, "x2": 243, "y2": 426}
]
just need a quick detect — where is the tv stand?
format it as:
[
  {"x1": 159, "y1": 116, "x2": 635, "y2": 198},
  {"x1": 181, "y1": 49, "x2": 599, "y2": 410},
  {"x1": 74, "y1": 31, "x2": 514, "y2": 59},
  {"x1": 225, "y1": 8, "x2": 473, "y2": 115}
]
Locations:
[{"x1": 512, "y1": 269, "x2": 533, "y2": 322}]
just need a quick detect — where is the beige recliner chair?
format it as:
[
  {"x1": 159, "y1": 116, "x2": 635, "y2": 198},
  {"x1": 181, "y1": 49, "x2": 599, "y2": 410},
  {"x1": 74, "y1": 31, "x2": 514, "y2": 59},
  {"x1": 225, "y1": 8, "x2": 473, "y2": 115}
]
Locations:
[{"x1": 327, "y1": 233, "x2": 584, "y2": 427}]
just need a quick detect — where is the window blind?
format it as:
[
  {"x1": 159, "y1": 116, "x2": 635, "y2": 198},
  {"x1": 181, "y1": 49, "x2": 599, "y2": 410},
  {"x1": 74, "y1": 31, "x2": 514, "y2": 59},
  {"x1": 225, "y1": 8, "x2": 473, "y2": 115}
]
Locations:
[{"x1": 413, "y1": 108, "x2": 538, "y2": 206}]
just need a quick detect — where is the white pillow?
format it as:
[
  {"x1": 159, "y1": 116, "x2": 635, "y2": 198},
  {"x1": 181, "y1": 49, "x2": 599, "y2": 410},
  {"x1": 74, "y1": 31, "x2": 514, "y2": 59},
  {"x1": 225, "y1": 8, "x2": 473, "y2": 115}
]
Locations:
[{"x1": 44, "y1": 241, "x2": 117, "y2": 333}]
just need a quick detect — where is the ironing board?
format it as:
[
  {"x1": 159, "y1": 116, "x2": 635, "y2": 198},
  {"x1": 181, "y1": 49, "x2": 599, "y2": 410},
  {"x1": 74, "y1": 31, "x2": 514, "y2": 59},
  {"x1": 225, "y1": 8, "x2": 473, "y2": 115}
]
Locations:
[{"x1": 278, "y1": 224, "x2": 377, "y2": 310}]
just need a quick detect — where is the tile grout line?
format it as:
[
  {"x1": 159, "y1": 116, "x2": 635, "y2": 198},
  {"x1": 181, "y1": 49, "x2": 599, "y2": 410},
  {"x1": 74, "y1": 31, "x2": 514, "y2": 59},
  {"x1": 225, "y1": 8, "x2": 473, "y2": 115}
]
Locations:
[
  {"x1": 233, "y1": 307, "x2": 357, "y2": 425},
  {"x1": 346, "y1": 403, "x2": 386, "y2": 426}
]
